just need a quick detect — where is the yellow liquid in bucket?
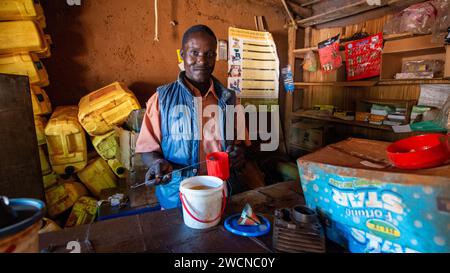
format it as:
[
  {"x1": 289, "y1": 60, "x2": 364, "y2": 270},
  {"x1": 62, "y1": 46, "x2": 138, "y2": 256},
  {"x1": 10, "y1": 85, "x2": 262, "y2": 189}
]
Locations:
[{"x1": 189, "y1": 185, "x2": 217, "y2": 190}]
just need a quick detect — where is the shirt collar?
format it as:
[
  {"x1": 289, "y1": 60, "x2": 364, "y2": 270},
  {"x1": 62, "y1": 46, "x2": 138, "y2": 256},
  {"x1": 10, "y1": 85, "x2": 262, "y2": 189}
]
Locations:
[{"x1": 183, "y1": 76, "x2": 218, "y2": 100}]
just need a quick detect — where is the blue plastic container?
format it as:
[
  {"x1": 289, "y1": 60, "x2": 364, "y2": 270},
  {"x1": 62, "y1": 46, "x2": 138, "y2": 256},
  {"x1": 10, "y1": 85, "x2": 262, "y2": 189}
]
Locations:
[{"x1": 0, "y1": 198, "x2": 46, "y2": 253}]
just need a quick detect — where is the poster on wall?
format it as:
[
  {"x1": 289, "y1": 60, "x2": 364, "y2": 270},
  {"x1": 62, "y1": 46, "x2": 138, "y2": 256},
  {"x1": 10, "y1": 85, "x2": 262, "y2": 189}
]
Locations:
[{"x1": 228, "y1": 27, "x2": 279, "y2": 108}]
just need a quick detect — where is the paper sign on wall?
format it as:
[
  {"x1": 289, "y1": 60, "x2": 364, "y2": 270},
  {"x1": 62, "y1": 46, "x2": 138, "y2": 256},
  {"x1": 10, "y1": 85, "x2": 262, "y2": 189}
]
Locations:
[
  {"x1": 418, "y1": 84, "x2": 450, "y2": 109},
  {"x1": 228, "y1": 27, "x2": 279, "y2": 99}
]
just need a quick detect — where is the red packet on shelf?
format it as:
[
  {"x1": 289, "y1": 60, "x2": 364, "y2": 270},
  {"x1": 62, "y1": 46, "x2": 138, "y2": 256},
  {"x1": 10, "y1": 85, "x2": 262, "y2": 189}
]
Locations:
[
  {"x1": 345, "y1": 33, "x2": 383, "y2": 81},
  {"x1": 318, "y1": 34, "x2": 342, "y2": 72}
]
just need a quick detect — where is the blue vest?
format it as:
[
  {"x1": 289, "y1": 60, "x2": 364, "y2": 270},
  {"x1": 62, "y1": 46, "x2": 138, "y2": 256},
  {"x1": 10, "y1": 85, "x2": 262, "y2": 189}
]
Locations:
[{"x1": 155, "y1": 72, "x2": 235, "y2": 209}]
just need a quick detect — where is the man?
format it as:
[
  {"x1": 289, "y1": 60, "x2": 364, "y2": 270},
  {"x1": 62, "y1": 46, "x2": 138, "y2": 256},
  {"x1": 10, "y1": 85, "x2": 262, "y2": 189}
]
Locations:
[{"x1": 136, "y1": 25, "x2": 247, "y2": 209}]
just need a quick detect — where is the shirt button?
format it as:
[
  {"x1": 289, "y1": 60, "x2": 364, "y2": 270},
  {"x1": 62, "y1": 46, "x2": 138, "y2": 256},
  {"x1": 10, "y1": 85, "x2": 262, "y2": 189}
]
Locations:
[{"x1": 192, "y1": 168, "x2": 198, "y2": 175}]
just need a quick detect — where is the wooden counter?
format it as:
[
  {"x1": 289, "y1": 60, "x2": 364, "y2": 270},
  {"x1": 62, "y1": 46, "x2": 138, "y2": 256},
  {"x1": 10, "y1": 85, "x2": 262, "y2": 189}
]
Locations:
[{"x1": 39, "y1": 181, "x2": 305, "y2": 253}]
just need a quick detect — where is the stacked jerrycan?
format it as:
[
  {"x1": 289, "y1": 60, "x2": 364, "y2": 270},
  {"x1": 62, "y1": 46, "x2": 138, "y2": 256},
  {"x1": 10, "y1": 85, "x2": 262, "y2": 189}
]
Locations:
[
  {"x1": 78, "y1": 82, "x2": 141, "y2": 135},
  {"x1": 91, "y1": 131, "x2": 126, "y2": 178},
  {"x1": 43, "y1": 106, "x2": 91, "y2": 220},
  {"x1": 77, "y1": 81, "x2": 141, "y2": 194},
  {"x1": 45, "y1": 106, "x2": 88, "y2": 175},
  {"x1": 0, "y1": 0, "x2": 53, "y2": 190},
  {"x1": 0, "y1": 2, "x2": 144, "y2": 229},
  {"x1": 0, "y1": 1, "x2": 51, "y2": 86},
  {"x1": 0, "y1": 1, "x2": 92, "y2": 229},
  {"x1": 41, "y1": 82, "x2": 141, "y2": 229}
]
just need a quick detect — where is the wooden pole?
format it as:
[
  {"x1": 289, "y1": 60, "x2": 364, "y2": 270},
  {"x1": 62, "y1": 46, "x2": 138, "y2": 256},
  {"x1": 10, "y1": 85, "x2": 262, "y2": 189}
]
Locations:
[
  {"x1": 281, "y1": 0, "x2": 298, "y2": 29},
  {"x1": 284, "y1": 26, "x2": 297, "y2": 155}
]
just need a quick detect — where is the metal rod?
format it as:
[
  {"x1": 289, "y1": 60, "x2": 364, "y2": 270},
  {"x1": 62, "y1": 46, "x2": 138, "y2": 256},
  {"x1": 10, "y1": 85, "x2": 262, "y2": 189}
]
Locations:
[{"x1": 130, "y1": 160, "x2": 209, "y2": 190}]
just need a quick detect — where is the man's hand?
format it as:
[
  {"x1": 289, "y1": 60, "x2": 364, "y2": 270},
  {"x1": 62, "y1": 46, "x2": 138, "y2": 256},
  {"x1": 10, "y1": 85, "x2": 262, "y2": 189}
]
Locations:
[
  {"x1": 145, "y1": 159, "x2": 173, "y2": 185},
  {"x1": 226, "y1": 145, "x2": 245, "y2": 170}
]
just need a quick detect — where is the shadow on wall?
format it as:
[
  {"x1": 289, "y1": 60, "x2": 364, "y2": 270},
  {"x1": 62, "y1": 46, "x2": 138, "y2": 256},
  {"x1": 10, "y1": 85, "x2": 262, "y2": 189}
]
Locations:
[
  {"x1": 40, "y1": 0, "x2": 90, "y2": 107},
  {"x1": 129, "y1": 82, "x2": 160, "y2": 105},
  {"x1": 41, "y1": 0, "x2": 174, "y2": 107},
  {"x1": 39, "y1": 0, "x2": 288, "y2": 108}
]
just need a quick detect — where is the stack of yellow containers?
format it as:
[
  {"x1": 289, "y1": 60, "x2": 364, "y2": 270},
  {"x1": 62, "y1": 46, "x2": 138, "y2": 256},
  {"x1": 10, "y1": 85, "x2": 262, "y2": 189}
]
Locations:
[
  {"x1": 43, "y1": 106, "x2": 93, "y2": 224},
  {"x1": 77, "y1": 81, "x2": 141, "y2": 190},
  {"x1": 1, "y1": 2, "x2": 144, "y2": 229},
  {"x1": 0, "y1": 1, "x2": 87, "y2": 230},
  {"x1": 50, "y1": 82, "x2": 141, "y2": 228},
  {"x1": 0, "y1": 2, "x2": 56, "y2": 221},
  {"x1": 0, "y1": 1, "x2": 51, "y2": 86},
  {"x1": 41, "y1": 82, "x2": 141, "y2": 229},
  {"x1": 0, "y1": 0, "x2": 52, "y2": 175}
]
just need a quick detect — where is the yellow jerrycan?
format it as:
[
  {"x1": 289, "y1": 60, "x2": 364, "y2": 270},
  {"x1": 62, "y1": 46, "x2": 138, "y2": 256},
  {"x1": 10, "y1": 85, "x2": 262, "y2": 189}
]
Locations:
[
  {"x1": 45, "y1": 106, "x2": 87, "y2": 175},
  {"x1": 42, "y1": 172, "x2": 58, "y2": 189},
  {"x1": 77, "y1": 157, "x2": 118, "y2": 198},
  {"x1": 65, "y1": 196, "x2": 98, "y2": 228},
  {"x1": 78, "y1": 82, "x2": 141, "y2": 136},
  {"x1": 45, "y1": 181, "x2": 88, "y2": 218},
  {"x1": 91, "y1": 130, "x2": 120, "y2": 160},
  {"x1": 39, "y1": 218, "x2": 62, "y2": 234},
  {"x1": 91, "y1": 131, "x2": 126, "y2": 177},
  {"x1": 0, "y1": 20, "x2": 50, "y2": 56},
  {"x1": 38, "y1": 145, "x2": 51, "y2": 175},
  {"x1": 107, "y1": 158, "x2": 126, "y2": 178},
  {"x1": 31, "y1": 85, "x2": 52, "y2": 115},
  {"x1": 34, "y1": 115, "x2": 46, "y2": 145},
  {"x1": 0, "y1": 0, "x2": 46, "y2": 28},
  {"x1": 0, "y1": 53, "x2": 49, "y2": 86}
]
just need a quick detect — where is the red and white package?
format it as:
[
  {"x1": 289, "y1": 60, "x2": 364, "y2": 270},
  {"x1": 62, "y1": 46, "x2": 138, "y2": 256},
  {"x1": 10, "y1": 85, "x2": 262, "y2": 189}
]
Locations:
[
  {"x1": 318, "y1": 34, "x2": 342, "y2": 72},
  {"x1": 345, "y1": 33, "x2": 383, "y2": 81}
]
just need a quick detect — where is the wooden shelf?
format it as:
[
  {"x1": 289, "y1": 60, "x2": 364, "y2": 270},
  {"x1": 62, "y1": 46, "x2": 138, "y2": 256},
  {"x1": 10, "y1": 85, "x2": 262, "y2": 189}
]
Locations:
[
  {"x1": 378, "y1": 79, "x2": 450, "y2": 85},
  {"x1": 295, "y1": 0, "x2": 425, "y2": 27},
  {"x1": 292, "y1": 47, "x2": 318, "y2": 56},
  {"x1": 293, "y1": 34, "x2": 439, "y2": 58},
  {"x1": 293, "y1": 47, "x2": 346, "y2": 60},
  {"x1": 284, "y1": 7, "x2": 449, "y2": 156},
  {"x1": 289, "y1": 142, "x2": 315, "y2": 152},
  {"x1": 294, "y1": 82, "x2": 333, "y2": 86},
  {"x1": 291, "y1": 110, "x2": 392, "y2": 131},
  {"x1": 383, "y1": 34, "x2": 444, "y2": 54},
  {"x1": 294, "y1": 81, "x2": 377, "y2": 87},
  {"x1": 290, "y1": 110, "x2": 446, "y2": 135},
  {"x1": 383, "y1": 32, "x2": 416, "y2": 41},
  {"x1": 360, "y1": 98, "x2": 417, "y2": 104},
  {"x1": 294, "y1": 79, "x2": 450, "y2": 87}
]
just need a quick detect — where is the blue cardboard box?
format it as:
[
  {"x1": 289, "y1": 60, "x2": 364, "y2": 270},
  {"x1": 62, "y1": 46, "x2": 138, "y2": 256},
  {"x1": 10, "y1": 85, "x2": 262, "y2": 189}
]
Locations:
[{"x1": 297, "y1": 138, "x2": 450, "y2": 253}]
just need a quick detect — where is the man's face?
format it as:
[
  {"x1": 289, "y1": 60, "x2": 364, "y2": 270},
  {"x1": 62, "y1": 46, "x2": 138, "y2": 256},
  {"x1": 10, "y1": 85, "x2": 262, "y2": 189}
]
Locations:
[{"x1": 181, "y1": 32, "x2": 217, "y2": 84}]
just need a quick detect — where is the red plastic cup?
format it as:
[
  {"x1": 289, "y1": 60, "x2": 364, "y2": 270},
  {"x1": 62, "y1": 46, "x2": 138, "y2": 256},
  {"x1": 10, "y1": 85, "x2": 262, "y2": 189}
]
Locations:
[
  {"x1": 386, "y1": 133, "x2": 450, "y2": 170},
  {"x1": 206, "y1": 152, "x2": 230, "y2": 181}
]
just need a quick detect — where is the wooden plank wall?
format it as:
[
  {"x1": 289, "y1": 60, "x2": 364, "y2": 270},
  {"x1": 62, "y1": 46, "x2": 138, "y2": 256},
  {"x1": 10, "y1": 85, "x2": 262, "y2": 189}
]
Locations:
[
  {"x1": 302, "y1": 14, "x2": 420, "y2": 110},
  {"x1": 293, "y1": 15, "x2": 426, "y2": 144}
]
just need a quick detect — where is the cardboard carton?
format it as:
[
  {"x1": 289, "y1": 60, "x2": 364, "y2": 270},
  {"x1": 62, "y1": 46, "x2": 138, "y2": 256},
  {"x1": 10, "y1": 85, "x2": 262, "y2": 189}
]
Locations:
[{"x1": 297, "y1": 138, "x2": 450, "y2": 253}]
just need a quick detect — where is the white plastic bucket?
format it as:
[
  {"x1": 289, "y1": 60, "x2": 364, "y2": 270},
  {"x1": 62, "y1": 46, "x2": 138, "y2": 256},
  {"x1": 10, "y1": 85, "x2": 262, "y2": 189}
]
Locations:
[{"x1": 179, "y1": 176, "x2": 226, "y2": 229}]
